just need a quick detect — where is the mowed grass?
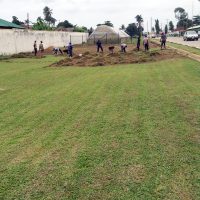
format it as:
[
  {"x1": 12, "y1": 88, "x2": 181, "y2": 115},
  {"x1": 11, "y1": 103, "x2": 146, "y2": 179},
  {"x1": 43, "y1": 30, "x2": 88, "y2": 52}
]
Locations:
[
  {"x1": 0, "y1": 56, "x2": 200, "y2": 200},
  {"x1": 167, "y1": 41, "x2": 200, "y2": 56}
]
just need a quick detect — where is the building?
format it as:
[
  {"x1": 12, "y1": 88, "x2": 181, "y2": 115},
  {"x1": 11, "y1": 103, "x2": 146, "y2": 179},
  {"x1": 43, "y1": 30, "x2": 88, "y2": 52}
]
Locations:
[
  {"x1": 187, "y1": 25, "x2": 200, "y2": 32},
  {"x1": 0, "y1": 18, "x2": 24, "y2": 29},
  {"x1": 88, "y1": 25, "x2": 130, "y2": 44}
]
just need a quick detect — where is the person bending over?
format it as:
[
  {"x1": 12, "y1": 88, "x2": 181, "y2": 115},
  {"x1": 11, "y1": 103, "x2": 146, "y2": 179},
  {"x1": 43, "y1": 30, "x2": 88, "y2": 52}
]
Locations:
[
  {"x1": 121, "y1": 43, "x2": 127, "y2": 53},
  {"x1": 53, "y1": 47, "x2": 63, "y2": 55}
]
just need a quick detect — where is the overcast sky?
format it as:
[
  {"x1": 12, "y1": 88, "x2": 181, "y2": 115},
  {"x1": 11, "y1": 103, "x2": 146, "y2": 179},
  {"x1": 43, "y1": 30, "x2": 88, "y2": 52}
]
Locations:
[{"x1": 1, "y1": 0, "x2": 200, "y2": 30}]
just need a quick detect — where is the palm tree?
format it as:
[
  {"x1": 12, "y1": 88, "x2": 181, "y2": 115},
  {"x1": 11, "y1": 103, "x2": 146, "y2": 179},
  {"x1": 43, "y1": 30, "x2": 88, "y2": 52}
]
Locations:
[
  {"x1": 135, "y1": 15, "x2": 143, "y2": 25},
  {"x1": 135, "y1": 15, "x2": 144, "y2": 36},
  {"x1": 43, "y1": 6, "x2": 56, "y2": 26}
]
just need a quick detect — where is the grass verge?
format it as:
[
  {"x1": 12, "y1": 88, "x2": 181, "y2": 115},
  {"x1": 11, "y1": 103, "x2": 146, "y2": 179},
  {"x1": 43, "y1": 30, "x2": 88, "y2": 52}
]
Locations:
[{"x1": 0, "y1": 56, "x2": 199, "y2": 199}]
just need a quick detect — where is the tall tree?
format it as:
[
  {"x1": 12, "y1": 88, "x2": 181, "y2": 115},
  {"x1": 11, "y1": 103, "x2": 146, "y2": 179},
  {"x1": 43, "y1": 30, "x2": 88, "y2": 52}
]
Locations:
[
  {"x1": 135, "y1": 15, "x2": 143, "y2": 35},
  {"x1": 155, "y1": 19, "x2": 161, "y2": 34},
  {"x1": 32, "y1": 17, "x2": 51, "y2": 30},
  {"x1": 57, "y1": 20, "x2": 74, "y2": 28},
  {"x1": 43, "y1": 6, "x2": 56, "y2": 26},
  {"x1": 125, "y1": 23, "x2": 138, "y2": 37},
  {"x1": 174, "y1": 7, "x2": 187, "y2": 21},
  {"x1": 104, "y1": 21, "x2": 114, "y2": 27},
  {"x1": 120, "y1": 24, "x2": 126, "y2": 30},
  {"x1": 165, "y1": 25, "x2": 168, "y2": 34},
  {"x1": 12, "y1": 16, "x2": 24, "y2": 25},
  {"x1": 97, "y1": 21, "x2": 114, "y2": 27},
  {"x1": 73, "y1": 25, "x2": 88, "y2": 32},
  {"x1": 169, "y1": 21, "x2": 174, "y2": 32},
  {"x1": 88, "y1": 27, "x2": 94, "y2": 35},
  {"x1": 193, "y1": 15, "x2": 200, "y2": 25},
  {"x1": 174, "y1": 7, "x2": 192, "y2": 30}
]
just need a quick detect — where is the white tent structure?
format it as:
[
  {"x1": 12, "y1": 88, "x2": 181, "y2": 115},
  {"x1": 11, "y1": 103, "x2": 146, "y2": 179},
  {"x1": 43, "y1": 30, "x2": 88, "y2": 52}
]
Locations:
[{"x1": 88, "y1": 25, "x2": 130, "y2": 44}]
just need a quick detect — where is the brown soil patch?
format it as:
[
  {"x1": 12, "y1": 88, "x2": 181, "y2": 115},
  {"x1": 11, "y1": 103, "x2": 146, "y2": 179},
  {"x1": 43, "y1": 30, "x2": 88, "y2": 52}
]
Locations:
[
  {"x1": 117, "y1": 164, "x2": 146, "y2": 184},
  {"x1": 50, "y1": 43, "x2": 182, "y2": 67}
]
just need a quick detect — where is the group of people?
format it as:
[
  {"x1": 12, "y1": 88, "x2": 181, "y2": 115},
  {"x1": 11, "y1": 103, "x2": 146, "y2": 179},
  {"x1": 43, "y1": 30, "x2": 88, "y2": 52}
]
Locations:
[
  {"x1": 52, "y1": 43, "x2": 73, "y2": 57},
  {"x1": 137, "y1": 32, "x2": 167, "y2": 52},
  {"x1": 33, "y1": 41, "x2": 44, "y2": 56},
  {"x1": 33, "y1": 33, "x2": 167, "y2": 57},
  {"x1": 95, "y1": 32, "x2": 167, "y2": 54},
  {"x1": 96, "y1": 39, "x2": 128, "y2": 53},
  {"x1": 33, "y1": 41, "x2": 73, "y2": 57}
]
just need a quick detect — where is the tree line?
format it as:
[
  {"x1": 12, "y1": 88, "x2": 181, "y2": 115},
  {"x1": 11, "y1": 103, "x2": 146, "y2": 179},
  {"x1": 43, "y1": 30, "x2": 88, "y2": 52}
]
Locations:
[{"x1": 11, "y1": 4, "x2": 200, "y2": 35}]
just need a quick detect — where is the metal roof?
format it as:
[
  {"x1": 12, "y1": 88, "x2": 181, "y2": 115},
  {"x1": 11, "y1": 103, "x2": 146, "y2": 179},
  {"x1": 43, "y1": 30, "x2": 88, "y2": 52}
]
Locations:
[
  {"x1": 0, "y1": 18, "x2": 24, "y2": 29},
  {"x1": 187, "y1": 25, "x2": 200, "y2": 31},
  {"x1": 89, "y1": 25, "x2": 130, "y2": 39}
]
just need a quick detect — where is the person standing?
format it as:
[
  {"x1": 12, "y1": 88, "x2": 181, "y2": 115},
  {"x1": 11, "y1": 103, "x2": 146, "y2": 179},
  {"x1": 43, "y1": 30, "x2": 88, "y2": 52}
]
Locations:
[
  {"x1": 143, "y1": 35, "x2": 149, "y2": 52},
  {"x1": 67, "y1": 42, "x2": 73, "y2": 57},
  {"x1": 96, "y1": 40, "x2": 103, "y2": 53},
  {"x1": 137, "y1": 36, "x2": 141, "y2": 51},
  {"x1": 33, "y1": 41, "x2": 37, "y2": 56},
  {"x1": 160, "y1": 32, "x2": 167, "y2": 50},
  {"x1": 39, "y1": 41, "x2": 44, "y2": 57}
]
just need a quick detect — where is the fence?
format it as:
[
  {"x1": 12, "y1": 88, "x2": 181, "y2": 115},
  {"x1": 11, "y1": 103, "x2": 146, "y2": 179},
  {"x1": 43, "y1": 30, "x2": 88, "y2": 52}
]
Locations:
[
  {"x1": 69, "y1": 34, "x2": 89, "y2": 44},
  {"x1": 87, "y1": 33, "x2": 132, "y2": 45}
]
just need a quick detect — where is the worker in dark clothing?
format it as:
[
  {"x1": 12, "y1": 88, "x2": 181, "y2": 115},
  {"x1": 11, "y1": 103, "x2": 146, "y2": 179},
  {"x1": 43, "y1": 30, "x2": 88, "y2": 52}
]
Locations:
[
  {"x1": 160, "y1": 32, "x2": 167, "y2": 50},
  {"x1": 137, "y1": 36, "x2": 141, "y2": 51},
  {"x1": 96, "y1": 40, "x2": 103, "y2": 52},
  {"x1": 33, "y1": 41, "x2": 37, "y2": 56},
  {"x1": 67, "y1": 42, "x2": 73, "y2": 57}
]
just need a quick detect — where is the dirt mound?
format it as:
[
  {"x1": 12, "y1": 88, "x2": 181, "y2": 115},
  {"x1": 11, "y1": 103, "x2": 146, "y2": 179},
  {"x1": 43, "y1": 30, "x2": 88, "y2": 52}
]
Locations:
[
  {"x1": 51, "y1": 48, "x2": 181, "y2": 67},
  {"x1": 11, "y1": 52, "x2": 35, "y2": 59}
]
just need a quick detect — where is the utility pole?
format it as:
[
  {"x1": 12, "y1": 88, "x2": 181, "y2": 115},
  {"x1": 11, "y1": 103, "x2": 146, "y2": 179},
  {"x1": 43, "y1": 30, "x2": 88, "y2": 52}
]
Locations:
[
  {"x1": 166, "y1": 19, "x2": 169, "y2": 26},
  {"x1": 192, "y1": 0, "x2": 194, "y2": 19},
  {"x1": 192, "y1": 0, "x2": 194, "y2": 26},
  {"x1": 27, "y1": 13, "x2": 30, "y2": 29},
  {"x1": 150, "y1": 17, "x2": 152, "y2": 33}
]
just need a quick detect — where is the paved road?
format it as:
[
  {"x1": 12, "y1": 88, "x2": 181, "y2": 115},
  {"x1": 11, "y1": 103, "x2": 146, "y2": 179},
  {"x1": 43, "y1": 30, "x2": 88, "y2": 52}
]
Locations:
[{"x1": 167, "y1": 37, "x2": 200, "y2": 49}]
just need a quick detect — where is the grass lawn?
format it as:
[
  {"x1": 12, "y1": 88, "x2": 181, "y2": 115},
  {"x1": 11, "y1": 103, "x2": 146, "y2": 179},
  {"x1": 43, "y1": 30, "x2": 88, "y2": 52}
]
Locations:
[
  {"x1": 0, "y1": 56, "x2": 200, "y2": 199},
  {"x1": 167, "y1": 41, "x2": 200, "y2": 56}
]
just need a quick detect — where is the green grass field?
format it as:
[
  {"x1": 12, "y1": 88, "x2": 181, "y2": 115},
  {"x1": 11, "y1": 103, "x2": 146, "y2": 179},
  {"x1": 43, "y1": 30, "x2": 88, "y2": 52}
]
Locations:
[
  {"x1": 167, "y1": 41, "x2": 200, "y2": 56},
  {"x1": 0, "y1": 56, "x2": 200, "y2": 200}
]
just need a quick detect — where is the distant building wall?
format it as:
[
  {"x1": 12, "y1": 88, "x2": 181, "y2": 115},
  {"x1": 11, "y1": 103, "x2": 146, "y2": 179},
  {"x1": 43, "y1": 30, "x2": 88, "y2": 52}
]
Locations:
[{"x1": 0, "y1": 29, "x2": 88, "y2": 55}]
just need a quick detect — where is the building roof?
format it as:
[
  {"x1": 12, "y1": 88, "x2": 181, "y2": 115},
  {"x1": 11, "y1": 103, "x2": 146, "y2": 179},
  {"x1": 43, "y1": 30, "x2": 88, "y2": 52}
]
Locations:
[
  {"x1": 89, "y1": 25, "x2": 130, "y2": 39},
  {"x1": 0, "y1": 18, "x2": 24, "y2": 29},
  {"x1": 187, "y1": 25, "x2": 200, "y2": 31}
]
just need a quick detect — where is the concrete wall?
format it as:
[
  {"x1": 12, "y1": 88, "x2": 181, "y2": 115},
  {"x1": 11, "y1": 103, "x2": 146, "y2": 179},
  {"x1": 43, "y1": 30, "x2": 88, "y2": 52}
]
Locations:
[{"x1": 0, "y1": 29, "x2": 89, "y2": 55}]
